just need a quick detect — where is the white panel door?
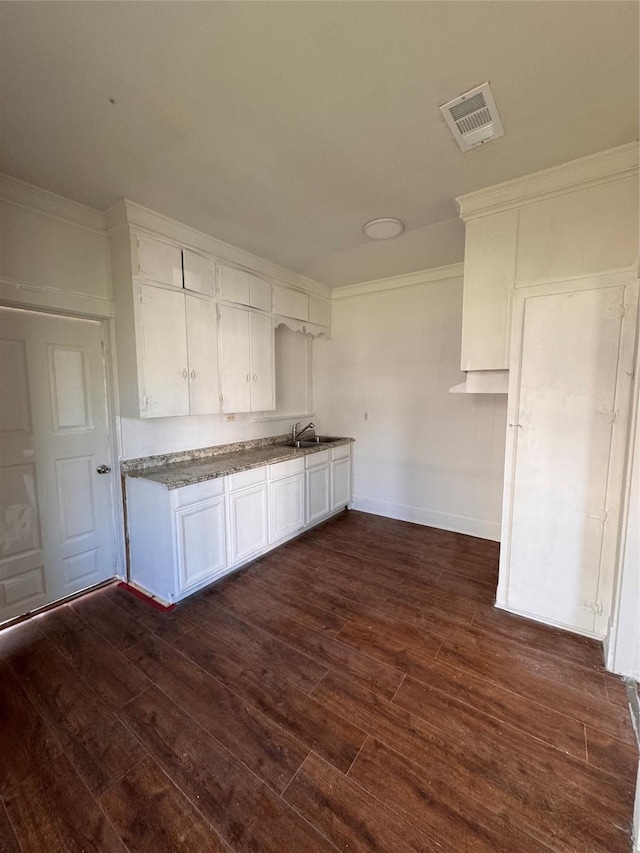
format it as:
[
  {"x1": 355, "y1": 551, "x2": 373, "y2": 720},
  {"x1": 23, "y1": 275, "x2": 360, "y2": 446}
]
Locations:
[
  {"x1": 0, "y1": 308, "x2": 116, "y2": 623},
  {"x1": 306, "y1": 464, "x2": 330, "y2": 525},
  {"x1": 185, "y1": 295, "x2": 220, "y2": 415},
  {"x1": 249, "y1": 311, "x2": 275, "y2": 412},
  {"x1": 176, "y1": 496, "x2": 227, "y2": 591},
  {"x1": 219, "y1": 304, "x2": 251, "y2": 413},
  {"x1": 504, "y1": 285, "x2": 626, "y2": 634},
  {"x1": 228, "y1": 484, "x2": 268, "y2": 564},
  {"x1": 139, "y1": 284, "x2": 189, "y2": 417},
  {"x1": 269, "y1": 473, "x2": 305, "y2": 544}
]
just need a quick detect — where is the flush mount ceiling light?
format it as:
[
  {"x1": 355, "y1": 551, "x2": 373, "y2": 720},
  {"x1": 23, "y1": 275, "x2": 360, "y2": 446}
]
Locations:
[{"x1": 363, "y1": 217, "x2": 405, "y2": 240}]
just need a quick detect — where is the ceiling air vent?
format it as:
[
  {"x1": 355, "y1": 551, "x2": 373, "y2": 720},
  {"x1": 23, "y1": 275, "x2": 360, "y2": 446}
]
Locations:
[{"x1": 440, "y1": 82, "x2": 504, "y2": 152}]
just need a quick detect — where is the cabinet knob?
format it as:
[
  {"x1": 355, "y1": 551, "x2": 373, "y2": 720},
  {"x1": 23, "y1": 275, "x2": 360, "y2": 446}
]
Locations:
[
  {"x1": 183, "y1": 368, "x2": 188, "y2": 379},
  {"x1": 96, "y1": 465, "x2": 111, "y2": 474},
  {"x1": 190, "y1": 369, "x2": 196, "y2": 380}
]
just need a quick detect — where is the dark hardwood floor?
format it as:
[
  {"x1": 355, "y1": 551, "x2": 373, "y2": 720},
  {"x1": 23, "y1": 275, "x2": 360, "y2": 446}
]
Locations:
[{"x1": 1, "y1": 510, "x2": 637, "y2": 852}]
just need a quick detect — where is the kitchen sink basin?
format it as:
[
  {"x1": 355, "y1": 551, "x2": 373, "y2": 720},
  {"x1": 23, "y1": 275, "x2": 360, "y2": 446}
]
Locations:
[
  {"x1": 280, "y1": 440, "x2": 320, "y2": 448},
  {"x1": 278, "y1": 436, "x2": 345, "y2": 449}
]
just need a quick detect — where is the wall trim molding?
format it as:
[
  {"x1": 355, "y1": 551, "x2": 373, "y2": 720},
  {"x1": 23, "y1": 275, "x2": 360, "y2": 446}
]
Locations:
[
  {"x1": 352, "y1": 496, "x2": 500, "y2": 542},
  {"x1": 332, "y1": 262, "x2": 464, "y2": 301},
  {"x1": 105, "y1": 199, "x2": 331, "y2": 300},
  {"x1": 494, "y1": 601, "x2": 604, "y2": 640},
  {"x1": 0, "y1": 277, "x2": 114, "y2": 318},
  {"x1": 0, "y1": 172, "x2": 107, "y2": 234},
  {"x1": 457, "y1": 142, "x2": 640, "y2": 221}
]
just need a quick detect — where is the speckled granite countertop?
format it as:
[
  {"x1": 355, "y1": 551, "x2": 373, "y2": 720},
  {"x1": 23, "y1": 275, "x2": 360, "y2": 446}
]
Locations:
[{"x1": 122, "y1": 434, "x2": 354, "y2": 490}]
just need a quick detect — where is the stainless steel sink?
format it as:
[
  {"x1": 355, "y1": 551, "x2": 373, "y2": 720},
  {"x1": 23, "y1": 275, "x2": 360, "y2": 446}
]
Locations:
[{"x1": 279, "y1": 436, "x2": 344, "y2": 449}]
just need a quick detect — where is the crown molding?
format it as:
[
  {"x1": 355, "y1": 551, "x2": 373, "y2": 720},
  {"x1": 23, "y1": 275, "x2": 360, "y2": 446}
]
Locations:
[
  {"x1": 332, "y1": 262, "x2": 464, "y2": 301},
  {"x1": 457, "y1": 143, "x2": 640, "y2": 221},
  {"x1": 105, "y1": 198, "x2": 331, "y2": 299},
  {"x1": 0, "y1": 173, "x2": 107, "y2": 234}
]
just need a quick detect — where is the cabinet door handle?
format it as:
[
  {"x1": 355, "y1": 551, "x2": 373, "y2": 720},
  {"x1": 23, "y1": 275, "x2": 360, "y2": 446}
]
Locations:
[
  {"x1": 252, "y1": 373, "x2": 257, "y2": 382},
  {"x1": 190, "y1": 369, "x2": 196, "y2": 380},
  {"x1": 183, "y1": 368, "x2": 188, "y2": 379},
  {"x1": 246, "y1": 373, "x2": 251, "y2": 382}
]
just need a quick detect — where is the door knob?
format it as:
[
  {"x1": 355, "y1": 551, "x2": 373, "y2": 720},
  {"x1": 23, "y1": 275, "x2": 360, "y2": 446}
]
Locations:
[{"x1": 96, "y1": 465, "x2": 111, "y2": 474}]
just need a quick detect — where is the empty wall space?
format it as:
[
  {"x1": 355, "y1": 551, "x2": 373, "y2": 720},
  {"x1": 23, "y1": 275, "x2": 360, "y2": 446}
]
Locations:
[{"x1": 314, "y1": 274, "x2": 508, "y2": 540}]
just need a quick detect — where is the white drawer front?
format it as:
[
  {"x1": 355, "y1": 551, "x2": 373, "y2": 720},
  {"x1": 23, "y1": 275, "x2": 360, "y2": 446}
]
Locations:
[
  {"x1": 173, "y1": 477, "x2": 224, "y2": 508},
  {"x1": 227, "y1": 465, "x2": 267, "y2": 492},
  {"x1": 331, "y1": 443, "x2": 351, "y2": 461},
  {"x1": 269, "y1": 457, "x2": 305, "y2": 480},
  {"x1": 306, "y1": 449, "x2": 330, "y2": 468}
]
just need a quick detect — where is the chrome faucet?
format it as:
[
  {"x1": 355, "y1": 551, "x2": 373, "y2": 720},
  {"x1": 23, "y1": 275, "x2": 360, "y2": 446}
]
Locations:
[{"x1": 291, "y1": 421, "x2": 315, "y2": 443}]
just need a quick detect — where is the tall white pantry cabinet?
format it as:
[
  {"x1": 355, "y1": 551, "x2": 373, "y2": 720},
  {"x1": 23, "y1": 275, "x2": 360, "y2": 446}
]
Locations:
[{"x1": 457, "y1": 143, "x2": 639, "y2": 639}]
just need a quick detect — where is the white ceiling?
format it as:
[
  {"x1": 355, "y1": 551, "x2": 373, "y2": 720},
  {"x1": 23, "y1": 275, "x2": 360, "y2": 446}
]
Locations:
[{"x1": 1, "y1": 1, "x2": 638, "y2": 287}]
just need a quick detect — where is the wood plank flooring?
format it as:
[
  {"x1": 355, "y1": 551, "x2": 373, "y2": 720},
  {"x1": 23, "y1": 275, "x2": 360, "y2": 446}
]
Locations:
[{"x1": 1, "y1": 510, "x2": 636, "y2": 852}]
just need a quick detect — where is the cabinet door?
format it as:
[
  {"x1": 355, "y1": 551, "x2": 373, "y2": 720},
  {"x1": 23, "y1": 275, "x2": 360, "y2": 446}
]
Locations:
[
  {"x1": 183, "y1": 249, "x2": 216, "y2": 296},
  {"x1": 331, "y1": 457, "x2": 351, "y2": 511},
  {"x1": 176, "y1": 496, "x2": 227, "y2": 591},
  {"x1": 274, "y1": 285, "x2": 308, "y2": 321},
  {"x1": 137, "y1": 235, "x2": 183, "y2": 288},
  {"x1": 139, "y1": 284, "x2": 189, "y2": 417},
  {"x1": 269, "y1": 473, "x2": 305, "y2": 544},
  {"x1": 219, "y1": 304, "x2": 251, "y2": 413},
  {"x1": 228, "y1": 484, "x2": 268, "y2": 564},
  {"x1": 249, "y1": 275, "x2": 272, "y2": 312},
  {"x1": 219, "y1": 265, "x2": 250, "y2": 305},
  {"x1": 306, "y1": 464, "x2": 330, "y2": 525},
  {"x1": 309, "y1": 296, "x2": 331, "y2": 328},
  {"x1": 249, "y1": 311, "x2": 275, "y2": 412},
  {"x1": 461, "y1": 209, "x2": 518, "y2": 371},
  {"x1": 185, "y1": 295, "x2": 220, "y2": 415}
]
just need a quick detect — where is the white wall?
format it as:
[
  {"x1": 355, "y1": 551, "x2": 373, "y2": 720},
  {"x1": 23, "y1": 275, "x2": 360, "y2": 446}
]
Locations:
[{"x1": 314, "y1": 268, "x2": 507, "y2": 540}]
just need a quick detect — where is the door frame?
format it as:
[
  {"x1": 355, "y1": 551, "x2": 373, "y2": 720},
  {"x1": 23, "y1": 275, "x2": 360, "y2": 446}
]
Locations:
[
  {"x1": 0, "y1": 296, "x2": 125, "y2": 616},
  {"x1": 497, "y1": 271, "x2": 639, "y2": 638}
]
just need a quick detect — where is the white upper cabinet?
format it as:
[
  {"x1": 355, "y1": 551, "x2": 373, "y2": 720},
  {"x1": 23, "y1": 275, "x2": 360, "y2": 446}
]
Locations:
[
  {"x1": 219, "y1": 305, "x2": 274, "y2": 413},
  {"x1": 136, "y1": 234, "x2": 183, "y2": 288},
  {"x1": 274, "y1": 284, "x2": 309, "y2": 321},
  {"x1": 219, "y1": 304, "x2": 252, "y2": 413},
  {"x1": 137, "y1": 285, "x2": 220, "y2": 418},
  {"x1": 460, "y1": 209, "x2": 518, "y2": 372},
  {"x1": 109, "y1": 206, "x2": 326, "y2": 417},
  {"x1": 185, "y1": 295, "x2": 220, "y2": 416},
  {"x1": 219, "y1": 264, "x2": 272, "y2": 311},
  {"x1": 249, "y1": 311, "x2": 275, "y2": 412},
  {"x1": 456, "y1": 145, "x2": 639, "y2": 376},
  {"x1": 309, "y1": 295, "x2": 331, "y2": 328},
  {"x1": 515, "y1": 176, "x2": 639, "y2": 287},
  {"x1": 183, "y1": 249, "x2": 216, "y2": 296},
  {"x1": 138, "y1": 284, "x2": 190, "y2": 417}
]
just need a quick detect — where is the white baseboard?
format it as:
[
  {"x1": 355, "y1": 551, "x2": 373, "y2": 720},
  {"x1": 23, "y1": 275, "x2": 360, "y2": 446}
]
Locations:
[
  {"x1": 351, "y1": 496, "x2": 501, "y2": 542},
  {"x1": 494, "y1": 600, "x2": 605, "y2": 640}
]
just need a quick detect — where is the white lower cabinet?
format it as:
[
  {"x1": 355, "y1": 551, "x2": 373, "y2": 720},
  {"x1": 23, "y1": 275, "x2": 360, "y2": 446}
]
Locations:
[
  {"x1": 268, "y1": 458, "x2": 305, "y2": 544},
  {"x1": 227, "y1": 466, "x2": 269, "y2": 564},
  {"x1": 306, "y1": 450, "x2": 331, "y2": 525},
  {"x1": 176, "y1": 496, "x2": 227, "y2": 590},
  {"x1": 126, "y1": 444, "x2": 352, "y2": 604},
  {"x1": 331, "y1": 445, "x2": 352, "y2": 511}
]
